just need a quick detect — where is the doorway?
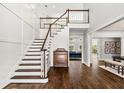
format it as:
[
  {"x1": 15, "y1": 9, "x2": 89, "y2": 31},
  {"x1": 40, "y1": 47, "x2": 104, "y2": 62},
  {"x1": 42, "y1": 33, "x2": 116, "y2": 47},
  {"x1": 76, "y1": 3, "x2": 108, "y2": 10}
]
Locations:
[
  {"x1": 69, "y1": 28, "x2": 83, "y2": 61},
  {"x1": 91, "y1": 39, "x2": 98, "y2": 66}
]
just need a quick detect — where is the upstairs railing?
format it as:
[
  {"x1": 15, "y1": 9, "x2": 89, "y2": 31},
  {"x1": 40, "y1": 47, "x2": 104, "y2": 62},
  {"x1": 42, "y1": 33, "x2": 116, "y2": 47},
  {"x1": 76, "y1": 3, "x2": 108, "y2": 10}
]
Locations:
[
  {"x1": 40, "y1": 9, "x2": 89, "y2": 29},
  {"x1": 40, "y1": 9, "x2": 89, "y2": 78},
  {"x1": 40, "y1": 17, "x2": 67, "y2": 29}
]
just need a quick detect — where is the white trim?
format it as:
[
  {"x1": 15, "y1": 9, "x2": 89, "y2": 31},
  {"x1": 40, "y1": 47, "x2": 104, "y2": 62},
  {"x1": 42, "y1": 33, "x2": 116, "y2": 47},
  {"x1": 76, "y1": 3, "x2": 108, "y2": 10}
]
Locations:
[
  {"x1": 18, "y1": 66, "x2": 41, "y2": 69},
  {"x1": 0, "y1": 79, "x2": 10, "y2": 89},
  {"x1": 83, "y1": 62, "x2": 90, "y2": 67},
  {"x1": 14, "y1": 72, "x2": 41, "y2": 76},
  {"x1": 68, "y1": 23, "x2": 89, "y2": 28},
  {"x1": 22, "y1": 60, "x2": 41, "y2": 63},
  {"x1": 10, "y1": 78, "x2": 48, "y2": 83},
  {"x1": 89, "y1": 13, "x2": 124, "y2": 34}
]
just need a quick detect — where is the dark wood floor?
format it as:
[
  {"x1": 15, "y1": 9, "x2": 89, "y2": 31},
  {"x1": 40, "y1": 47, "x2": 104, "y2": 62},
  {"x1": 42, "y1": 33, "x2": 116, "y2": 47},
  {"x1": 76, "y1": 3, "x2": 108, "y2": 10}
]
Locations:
[{"x1": 4, "y1": 60, "x2": 124, "y2": 89}]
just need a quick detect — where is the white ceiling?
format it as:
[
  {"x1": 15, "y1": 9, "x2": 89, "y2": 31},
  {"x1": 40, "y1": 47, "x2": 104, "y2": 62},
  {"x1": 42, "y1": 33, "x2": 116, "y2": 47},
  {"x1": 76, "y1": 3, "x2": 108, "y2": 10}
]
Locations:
[
  {"x1": 100, "y1": 19, "x2": 124, "y2": 32},
  {"x1": 69, "y1": 28, "x2": 87, "y2": 35},
  {"x1": 93, "y1": 19, "x2": 124, "y2": 38},
  {"x1": 31, "y1": 3, "x2": 84, "y2": 17}
]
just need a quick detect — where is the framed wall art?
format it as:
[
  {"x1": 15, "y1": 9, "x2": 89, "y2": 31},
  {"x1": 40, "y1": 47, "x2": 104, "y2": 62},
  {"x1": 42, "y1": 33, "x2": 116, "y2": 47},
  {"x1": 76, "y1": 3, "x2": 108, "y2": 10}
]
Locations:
[{"x1": 104, "y1": 41, "x2": 121, "y2": 54}]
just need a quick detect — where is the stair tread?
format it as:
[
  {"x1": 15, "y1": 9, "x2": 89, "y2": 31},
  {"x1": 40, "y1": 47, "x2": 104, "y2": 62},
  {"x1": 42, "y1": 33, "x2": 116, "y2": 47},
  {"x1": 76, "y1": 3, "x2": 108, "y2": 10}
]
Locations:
[
  {"x1": 35, "y1": 39, "x2": 45, "y2": 40},
  {"x1": 32, "y1": 44, "x2": 42, "y2": 45},
  {"x1": 11, "y1": 76, "x2": 42, "y2": 79},
  {"x1": 15, "y1": 69, "x2": 41, "y2": 72},
  {"x1": 33, "y1": 42, "x2": 44, "y2": 43},
  {"x1": 25, "y1": 54, "x2": 41, "y2": 56},
  {"x1": 27, "y1": 50, "x2": 41, "y2": 52},
  {"x1": 19, "y1": 63, "x2": 41, "y2": 66},
  {"x1": 22, "y1": 58, "x2": 41, "y2": 61},
  {"x1": 29, "y1": 47, "x2": 41, "y2": 49}
]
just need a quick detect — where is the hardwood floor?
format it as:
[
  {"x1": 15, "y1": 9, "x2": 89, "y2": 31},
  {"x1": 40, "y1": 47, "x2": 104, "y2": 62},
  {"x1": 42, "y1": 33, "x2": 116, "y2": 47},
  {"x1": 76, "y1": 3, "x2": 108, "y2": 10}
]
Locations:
[{"x1": 4, "y1": 60, "x2": 124, "y2": 89}]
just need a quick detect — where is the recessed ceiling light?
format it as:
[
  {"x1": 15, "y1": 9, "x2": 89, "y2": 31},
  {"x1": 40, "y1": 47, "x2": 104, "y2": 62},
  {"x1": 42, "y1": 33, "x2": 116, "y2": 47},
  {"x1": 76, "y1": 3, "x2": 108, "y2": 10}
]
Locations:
[
  {"x1": 45, "y1": 5, "x2": 48, "y2": 8},
  {"x1": 52, "y1": 5, "x2": 56, "y2": 8},
  {"x1": 25, "y1": 4, "x2": 31, "y2": 9},
  {"x1": 30, "y1": 4, "x2": 36, "y2": 9}
]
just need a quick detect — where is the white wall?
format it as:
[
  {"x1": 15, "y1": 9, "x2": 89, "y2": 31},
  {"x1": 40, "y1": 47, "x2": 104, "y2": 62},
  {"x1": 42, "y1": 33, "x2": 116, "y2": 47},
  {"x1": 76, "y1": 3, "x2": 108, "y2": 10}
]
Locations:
[
  {"x1": 40, "y1": 29, "x2": 49, "y2": 39},
  {"x1": 92, "y1": 30, "x2": 124, "y2": 62},
  {"x1": 92, "y1": 30, "x2": 124, "y2": 38},
  {"x1": 0, "y1": 3, "x2": 40, "y2": 88},
  {"x1": 50, "y1": 3, "x2": 84, "y2": 17},
  {"x1": 97, "y1": 38, "x2": 121, "y2": 59},
  {"x1": 84, "y1": 3, "x2": 124, "y2": 32},
  {"x1": 52, "y1": 27, "x2": 69, "y2": 50},
  {"x1": 50, "y1": 27, "x2": 69, "y2": 66},
  {"x1": 83, "y1": 32, "x2": 92, "y2": 66}
]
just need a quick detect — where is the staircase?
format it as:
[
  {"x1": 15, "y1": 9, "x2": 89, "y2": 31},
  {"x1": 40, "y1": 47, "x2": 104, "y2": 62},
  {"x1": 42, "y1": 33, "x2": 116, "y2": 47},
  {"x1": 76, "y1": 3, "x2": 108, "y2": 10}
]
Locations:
[
  {"x1": 10, "y1": 32, "x2": 63, "y2": 83},
  {"x1": 10, "y1": 9, "x2": 89, "y2": 83},
  {"x1": 10, "y1": 39, "x2": 48, "y2": 83}
]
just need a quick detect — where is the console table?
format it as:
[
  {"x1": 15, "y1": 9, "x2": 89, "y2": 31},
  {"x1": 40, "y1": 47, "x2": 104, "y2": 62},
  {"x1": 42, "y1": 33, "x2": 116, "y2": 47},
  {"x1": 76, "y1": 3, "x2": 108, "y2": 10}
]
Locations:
[
  {"x1": 112, "y1": 56, "x2": 124, "y2": 62},
  {"x1": 54, "y1": 48, "x2": 68, "y2": 67}
]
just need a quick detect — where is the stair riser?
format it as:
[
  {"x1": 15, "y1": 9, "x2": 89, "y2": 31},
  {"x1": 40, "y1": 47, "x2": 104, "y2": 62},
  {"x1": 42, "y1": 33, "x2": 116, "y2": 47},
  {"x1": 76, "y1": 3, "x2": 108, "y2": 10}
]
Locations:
[
  {"x1": 26, "y1": 52, "x2": 41, "y2": 55},
  {"x1": 22, "y1": 59, "x2": 41, "y2": 61},
  {"x1": 18, "y1": 66, "x2": 41, "y2": 69},
  {"x1": 28, "y1": 48, "x2": 41, "y2": 51},
  {"x1": 32, "y1": 44, "x2": 42, "y2": 46},
  {"x1": 14, "y1": 72, "x2": 41, "y2": 76},
  {"x1": 25, "y1": 54, "x2": 41, "y2": 56},
  {"x1": 29, "y1": 47, "x2": 41, "y2": 49},
  {"x1": 32, "y1": 42, "x2": 43, "y2": 44},
  {"x1": 19, "y1": 64, "x2": 41, "y2": 66},
  {"x1": 22, "y1": 61, "x2": 41, "y2": 64},
  {"x1": 34, "y1": 40, "x2": 44, "y2": 42},
  {"x1": 10, "y1": 79, "x2": 48, "y2": 83},
  {"x1": 29, "y1": 46, "x2": 42, "y2": 48},
  {"x1": 23, "y1": 56, "x2": 41, "y2": 59},
  {"x1": 27, "y1": 51, "x2": 41, "y2": 52}
]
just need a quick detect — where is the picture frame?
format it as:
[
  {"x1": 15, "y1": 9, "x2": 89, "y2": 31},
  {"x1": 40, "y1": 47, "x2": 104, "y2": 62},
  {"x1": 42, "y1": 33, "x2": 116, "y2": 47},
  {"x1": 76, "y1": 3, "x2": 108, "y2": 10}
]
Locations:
[
  {"x1": 105, "y1": 41, "x2": 110, "y2": 47},
  {"x1": 116, "y1": 41, "x2": 121, "y2": 48},
  {"x1": 110, "y1": 48, "x2": 116, "y2": 54},
  {"x1": 116, "y1": 48, "x2": 121, "y2": 54},
  {"x1": 105, "y1": 48, "x2": 110, "y2": 54},
  {"x1": 104, "y1": 41, "x2": 121, "y2": 54},
  {"x1": 110, "y1": 41, "x2": 116, "y2": 48}
]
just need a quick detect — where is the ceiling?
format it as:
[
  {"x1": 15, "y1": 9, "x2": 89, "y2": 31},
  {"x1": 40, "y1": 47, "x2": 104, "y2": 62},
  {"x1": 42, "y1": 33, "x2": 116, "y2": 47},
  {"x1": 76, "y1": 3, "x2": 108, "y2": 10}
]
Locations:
[
  {"x1": 93, "y1": 19, "x2": 124, "y2": 38},
  {"x1": 100, "y1": 19, "x2": 124, "y2": 32},
  {"x1": 69, "y1": 28, "x2": 87, "y2": 35},
  {"x1": 31, "y1": 3, "x2": 84, "y2": 17}
]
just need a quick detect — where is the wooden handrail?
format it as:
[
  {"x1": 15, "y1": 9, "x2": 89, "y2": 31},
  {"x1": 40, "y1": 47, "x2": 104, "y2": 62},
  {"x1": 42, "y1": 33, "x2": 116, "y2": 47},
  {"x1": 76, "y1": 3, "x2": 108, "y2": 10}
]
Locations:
[
  {"x1": 41, "y1": 24, "x2": 52, "y2": 50},
  {"x1": 44, "y1": 23, "x2": 65, "y2": 26},
  {"x1": 40, "y1": 17, "x2": 67, "y2": 19},
  {"x1": 41, "y1": 10, "x2": 68, "y2": 50},
  {"x1": 68, "y1": 9, "x2": 89, "y2": 11},
  {"x1": 51, "y1": 10, "x2": 68, "y2": 25}
]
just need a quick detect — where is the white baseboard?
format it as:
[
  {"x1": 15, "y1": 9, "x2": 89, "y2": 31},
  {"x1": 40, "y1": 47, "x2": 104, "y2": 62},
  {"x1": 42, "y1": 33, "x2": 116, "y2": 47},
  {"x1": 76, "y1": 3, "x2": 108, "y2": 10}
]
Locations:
[
  {"x1": 10, "y1": 78, "x2": 48, "y2": 83},
  {"x1": 0, "y1": 79, "x2": 10, "y2": 89},
  {"x1": 83, "y1": 62, "x2": 91, "y2": 67}
]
